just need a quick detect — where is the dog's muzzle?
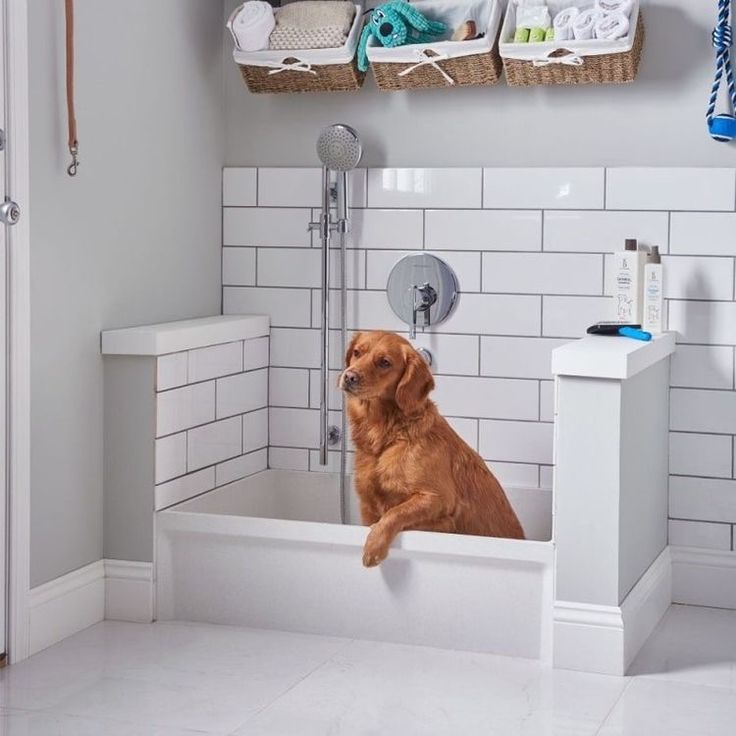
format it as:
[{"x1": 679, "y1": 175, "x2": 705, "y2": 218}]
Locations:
[
  {"x1": 340, "y1": 370, "x2": 361, "y2": 393},
  {"x1": 379, "y1": 21, "x2": 393, "y2": 37}
]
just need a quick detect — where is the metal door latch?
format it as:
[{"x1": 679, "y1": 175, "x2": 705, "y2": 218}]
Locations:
[{"x1": 0, "y1": 200, "x2": 21, "y2": 226}]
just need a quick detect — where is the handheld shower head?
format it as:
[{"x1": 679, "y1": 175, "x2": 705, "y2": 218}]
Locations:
[{"x1": 316, "y1": 124, "x2": 362, "y2": 172}]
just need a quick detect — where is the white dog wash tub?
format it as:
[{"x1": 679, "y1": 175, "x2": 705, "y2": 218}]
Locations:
[
  {"x1": 157, "y1": 469, "x2": 554, "y2": 660},
  {"x1": 101, "y1": 316, "x2": 675, "y2": 673}
]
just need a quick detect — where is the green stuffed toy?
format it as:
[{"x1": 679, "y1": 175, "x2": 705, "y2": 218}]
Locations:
[{"x1": 357, "y1": 2, "x2": 448, "y2": 72}]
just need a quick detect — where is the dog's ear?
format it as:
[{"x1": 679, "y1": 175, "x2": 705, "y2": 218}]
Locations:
[
  {"x1": 395, "y1": 348, "x2": 434, "y2": 416},
  {"x1": 356, "y1": 24, "x2": 373, "y2": 71},
  {"x1": 345, "y1": 332, "x2": 362, "y2": 368}
]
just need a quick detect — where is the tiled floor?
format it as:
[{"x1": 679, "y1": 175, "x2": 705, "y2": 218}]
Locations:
[{"x1": 2, "y1": 605, "x2": 735, "y2": 735}]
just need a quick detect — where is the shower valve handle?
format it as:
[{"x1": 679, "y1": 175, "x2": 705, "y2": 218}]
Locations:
[{"x1": 409, "y1": 283, "x2": 437, "y2": 339}]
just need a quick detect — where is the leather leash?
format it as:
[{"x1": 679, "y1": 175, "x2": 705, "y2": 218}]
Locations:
[{"x1": 65, "y1": 0, "x2": 79, "y2": 176}]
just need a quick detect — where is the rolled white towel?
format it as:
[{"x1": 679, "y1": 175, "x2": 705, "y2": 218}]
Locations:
[
  {"x1": 595, "y1": 0, "x2": 633, "y2": 17},
  {"x1": 595, "y1": 11, "x2": 630, "y2": 40},
  {"x1": 572, "y1": 9, "x2": 599, "y2": 40},
  {"x1": 553, "y1": 7, "x2": 580, "y2": 42},
  {"x1": 227, "y1": 1, "x2": 275, "y2": 52}
]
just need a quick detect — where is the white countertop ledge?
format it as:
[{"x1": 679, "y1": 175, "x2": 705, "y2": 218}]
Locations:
[
  {"x1": 552, "y1": 332, "x2": 676, "y2": 380},
  {"x1": 101, "y1": 315, "x2": 270, "y2": 356}
]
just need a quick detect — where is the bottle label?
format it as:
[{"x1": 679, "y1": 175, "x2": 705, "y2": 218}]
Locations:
[{"x1": 615, "y1": 258, "x2": 635, "y2": 319}]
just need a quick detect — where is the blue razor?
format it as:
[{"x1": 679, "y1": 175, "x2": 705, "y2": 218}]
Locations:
[
  {"x1": 617, "y1": 326, "x2": 652, "y2": 341},
  {"x1": 587, "y1": 322, "x2": 652, "y2": 341}
]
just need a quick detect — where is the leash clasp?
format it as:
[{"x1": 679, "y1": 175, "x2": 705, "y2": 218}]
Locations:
[{"x1": 67, "y1": 143, "x2": 79, "y2": 177}]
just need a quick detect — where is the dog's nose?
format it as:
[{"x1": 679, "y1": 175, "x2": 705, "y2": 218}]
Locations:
[
  {"x1": 343, "y1": 370, "x2": 360, "y2": 389},
  {"x1": 379, "y1": 21, "x2": 393, "y2": 36}
]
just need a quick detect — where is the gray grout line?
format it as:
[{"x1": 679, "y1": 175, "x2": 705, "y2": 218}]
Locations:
[
  {"x1": 669, "y1": 429, "x2": 736, "y2": 438},
  {"x1": 225, "y1": 242, "x2": 736, "y2": 259},
  {"x1": 157, "y1": 404, "x2": 268, "y2": 441},
  {"x1": 602, "y1": 167, "x2": 607, "y2": 210},
  {"x1": 156, "y1": 367, "x2": 267, "y2": 394},
  {"x1": 157, "y1": 446, "x2": 267, "y2": 490},
  {"x1": 537, "y1": 381, "x2": 542, "y2": 421},
  {"x1": 226, "y1": 284, "x2": 736, "y2": 304},
  {"x1": 223, "y1": 204, "x2": 736, "y2": 214},
  {"x1": 669, "y1": 473, "x2": 736, "y2": 481},
  {"x1": 540, "y1": 209, "x2": 546, "y2": 252},
  {"x1": 668, "y1": 517, "x2": 733, "y2": 526},
  {"x1": 157, "y1": 454, "x2": 268, "y2": 511},
  {"x1": 592, "y1": 680, "x2": 634, "y2": 736}
]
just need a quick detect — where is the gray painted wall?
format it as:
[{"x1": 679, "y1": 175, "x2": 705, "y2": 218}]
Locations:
[
  {"x1": 223, "y1": 1, "x2": 728, "y2": 167},
  {"x1": 29, "y1": 0, "x2": 224, "y2": 586}
]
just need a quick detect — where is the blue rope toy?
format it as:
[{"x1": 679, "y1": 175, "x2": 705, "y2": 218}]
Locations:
[
  {"x1": 708, "y1": 0, "x2": 736, "y2": 141},
  {"x1": 357, "y1": 2, "x2": 447, "y2": 73}
]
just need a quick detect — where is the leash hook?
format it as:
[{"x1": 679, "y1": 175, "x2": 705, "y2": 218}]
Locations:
[{"x1": 67, "y1": 143, "x2": 79, "y2": 177}]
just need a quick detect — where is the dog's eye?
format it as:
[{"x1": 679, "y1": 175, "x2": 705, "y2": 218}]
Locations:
[
  {"x1": 374, "y1": 9, "x2": 384, "y2": 18},
  {"x1": 353, "y1": 349, "x2": 361, "y2": 358},
  {"x1": 378, "y1": 358, "x2": 391, "y2": 368}
]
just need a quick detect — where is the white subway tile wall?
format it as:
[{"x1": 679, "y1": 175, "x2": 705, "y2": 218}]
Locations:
[
  {"x1": 153, "y1": 334, "x2": 268, "y2": 510},
  {"x1": 222, "y1": 167, "x2": 736, "y2": 552}
]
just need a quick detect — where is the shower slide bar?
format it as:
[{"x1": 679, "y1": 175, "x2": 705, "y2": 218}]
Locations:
[{"x1": 310, "y1": 125, "x2": 362, "y2": 473}]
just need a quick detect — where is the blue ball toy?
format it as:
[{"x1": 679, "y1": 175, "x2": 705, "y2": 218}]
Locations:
[{"x1": 357, "y1": 2, "x2": 447, "y2": 73}]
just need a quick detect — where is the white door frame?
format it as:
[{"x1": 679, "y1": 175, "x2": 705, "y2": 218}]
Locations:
[{"x1": 4, "y1": 0, "x2": 31, "y2": 663}]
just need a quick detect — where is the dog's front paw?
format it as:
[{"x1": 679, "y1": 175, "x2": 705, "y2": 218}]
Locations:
[{"x1": 362, "y1": 528, "x2": 390, "y2": 567}]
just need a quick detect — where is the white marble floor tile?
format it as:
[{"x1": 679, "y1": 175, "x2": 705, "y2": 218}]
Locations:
[
  {"x1": 0, "y1": 708, "x2": 215, "y2": 735},
  {"x1": 234, "y1": 639, "x2": 626, "y2": 736},
  {"x1": 597, "y1": 678, "x2": 736, "y2": 736},
  {"x1": 0, "y1": 622, "x2": 349, "y2": 732},
  {"x1": 8, "y1": 608, "x2": 736, "y2": 736},
  {"x1": 628, "y1": 605, "x2": 736, "y2": 691}
]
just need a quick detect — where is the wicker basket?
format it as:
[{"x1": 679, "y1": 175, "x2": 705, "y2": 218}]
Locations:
[
  {"x1": 367, "y1": 0, "x2": 503, "y2": 91},
  {"x1": 231, "y1": 3, "x2": 365, "y2": 94},
  {"x1": 501, "y1": 1, "x2": 643, "y2": 87},
  {"x1": 238, "y1": 59, "x2": 365, "y2": 94}
]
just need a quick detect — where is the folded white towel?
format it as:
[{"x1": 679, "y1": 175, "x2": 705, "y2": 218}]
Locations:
[
  {"x1": 595, "y1": 11, "x2": 630, "y2": 39},
  {"x1": 227, "y1": 1, "x2": 275, "y2": 52},
  {"x1": 276, "y1": 1, "x2": 355, "y2": 35},
  {"x1": 572, "y1": 9, "x2": 599, "y2": 40},
  {"x1": 553, "y1": 7, "x2": 580, "y2": 42},
  {"x1": 595, "y1": 0, "x2": 633, "y2": 17}
]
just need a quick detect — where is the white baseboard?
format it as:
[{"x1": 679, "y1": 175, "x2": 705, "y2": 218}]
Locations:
[
  {"x1": 104, "y1": 559, "x2": 154, "y2": 623},
  {"x1": 31, "y1": 546, "x2": 733, "y2": 665},
  {"x1": 29, "y1": 560, "x2": 105, "y2": 656},
  {"x1": 553, "y1": 547, "x2": 672, "y2": 675},
  {"x1": 28, "y1": 558, "x2": 154, "y2": 656},
  {"x1": 671, "y1": 546, "x2": 736, "y2": 610}
]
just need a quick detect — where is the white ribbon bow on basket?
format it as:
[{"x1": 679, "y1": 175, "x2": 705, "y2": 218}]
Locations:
[
  {"x1": 265, "y1": 58, "x2": 317, "y2": 75},
  {"x1": 398, "y1": 48, "x2": 455, "y2": 85},
  {"x1": 532, "y1": 50, "x2": 584, "y2": 67}
]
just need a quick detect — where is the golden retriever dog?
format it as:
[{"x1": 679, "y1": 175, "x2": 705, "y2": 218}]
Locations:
[{"x1": 339, "y1": 330, "x2": 525, "y2": 567}]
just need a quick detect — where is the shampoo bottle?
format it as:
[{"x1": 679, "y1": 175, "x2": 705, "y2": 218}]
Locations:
[
  {"x1": 613, "y1": 238, "x2": 645, "y2": 323},
  {"x1": 643, "y1": 246, "x2": 664, "y2": 334}
]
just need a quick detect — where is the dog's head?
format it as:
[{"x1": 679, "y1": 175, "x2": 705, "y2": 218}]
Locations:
[
  {"x1": 339, "y1": 331, "x2": 434, "y2": 416},
  {"x1": 368, "y1": 4, "x2": 409, "y2": 48}
]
